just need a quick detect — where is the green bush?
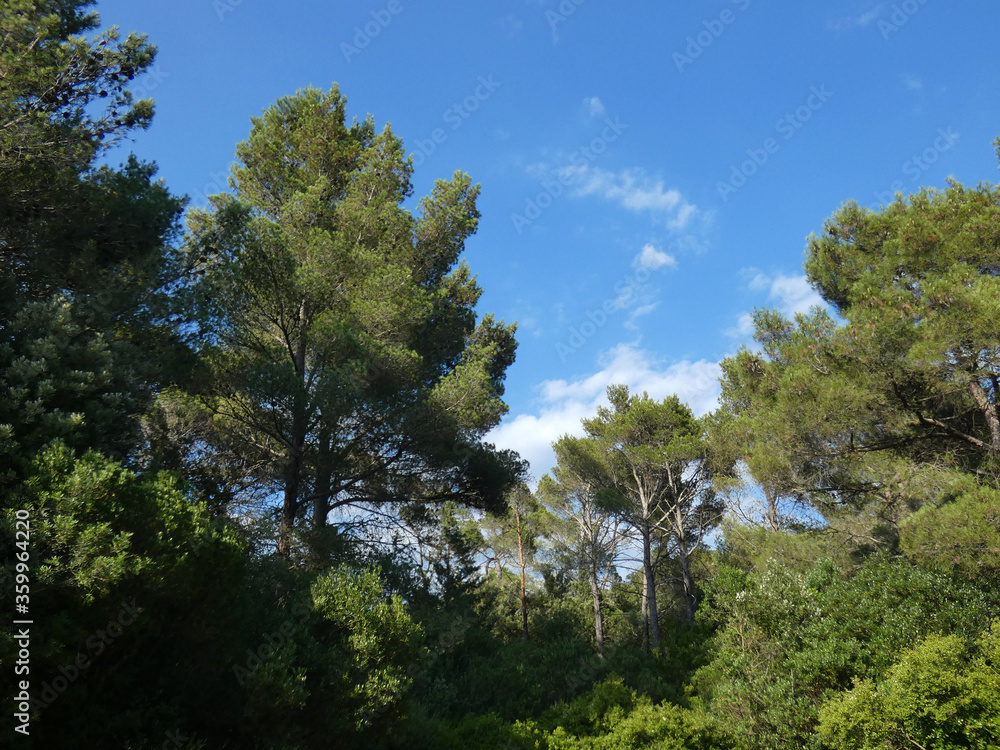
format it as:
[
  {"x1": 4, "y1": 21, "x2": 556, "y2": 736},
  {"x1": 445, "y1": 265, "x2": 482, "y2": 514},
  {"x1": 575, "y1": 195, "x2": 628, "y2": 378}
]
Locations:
[
  {"x1": 691, "y1": 555, "x2": 995, "y2": 749},
  {"x1": 819, "y1": 620, "x2": 1000, "y2": 749}
]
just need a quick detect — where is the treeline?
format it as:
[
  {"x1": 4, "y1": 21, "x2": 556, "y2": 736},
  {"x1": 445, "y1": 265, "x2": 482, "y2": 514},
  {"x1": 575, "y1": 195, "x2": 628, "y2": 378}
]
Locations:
[{"x1": 1, "y1": 2, "x2": 999, "y2": 749}]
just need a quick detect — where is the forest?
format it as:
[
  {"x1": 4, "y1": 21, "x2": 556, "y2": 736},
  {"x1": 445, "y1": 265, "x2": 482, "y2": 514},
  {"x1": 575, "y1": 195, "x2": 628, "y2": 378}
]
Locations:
[{"x1": 1, "y1": 2, "x2": 999, "y2": 748}]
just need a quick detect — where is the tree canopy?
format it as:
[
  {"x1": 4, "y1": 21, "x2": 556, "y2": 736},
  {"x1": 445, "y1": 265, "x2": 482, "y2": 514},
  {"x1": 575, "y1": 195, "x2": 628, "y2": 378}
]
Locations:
[{"x1": 181, "y1": 85, "x2": 523, "y2": 556}]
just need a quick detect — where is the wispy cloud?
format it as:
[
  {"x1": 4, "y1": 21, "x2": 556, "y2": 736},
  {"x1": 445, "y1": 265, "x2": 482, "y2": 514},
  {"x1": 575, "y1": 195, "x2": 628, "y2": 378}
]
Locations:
[
  {"x1": 488, "y1": 344, "x2": 721, "y2": 481},
  {"x1": 557, "y1": 165, "x2": 700, "y2": 230},
  {"x1": 625, "y1": 302, "x2": 660, "y2": 331},
  {"x1": 607, "y1": 244, "x2": 675, "y2": 312},
  {"x1": 583, "y1": 96, "x2": 606, "y2": 120},
  {"x1": 826, "y1": 4, "x2": 883, "y2": 31},
  {"x1": 857, "y1": 6, "x2": 882, "y2": 25},
  {"x1": 902, "y1": 73, "x2": 923, "y2": 91}
]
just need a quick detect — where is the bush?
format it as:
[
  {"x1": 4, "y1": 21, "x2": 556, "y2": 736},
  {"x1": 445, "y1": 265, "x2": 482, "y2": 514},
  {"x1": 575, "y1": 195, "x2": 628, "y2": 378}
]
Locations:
[
  {"x1": 819, "y1": 620, "x2": 1000, "y2": 750},
  {"x1": 690, "y1": 554, "x2": 995, "y2": 749}
]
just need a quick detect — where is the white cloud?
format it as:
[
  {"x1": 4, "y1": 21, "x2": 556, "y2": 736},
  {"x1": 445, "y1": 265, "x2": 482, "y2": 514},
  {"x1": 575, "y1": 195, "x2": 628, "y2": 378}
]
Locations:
[
  {"x1": 902, "y1": 73, "x2": 923, "y2": 91},
  {"x1": 630, "y1": 302, "x2": 659, "y2": 319},
  {"x1": 583, "y1": 96, "x2": 606, "y2": 120},
  {"x1": 634, "y1": 243, "x2": 676, "y2": 270},
  {"x1": 769, "y1": 274, "x2": 824, "y2": 316},
  {"x1": 744, "y1": 269, "x2": 770, "y2": 292},
  {"x1": 857, "y1": 6, "x2": 882, "y2": 25},
  {"x1": 732, "y1": 312, "x2": 754, "y2": 337},
  {"x1": 625, "y1": 302, "x2": 659, "y2": 331},
  {"x1": 556, "y1": 165, "x2": 700, "y2": 230},
  {"x1": 610, "y1": 287, "x2": 630, "y2": 309},
  {"x1": 599, "y1": 243, "x2": 670, "y2": 314},
  {"x1": 521, "y1": 154, "x2": 704, "y2": 237},
  {"x1": 726, "y1": 272, "x2": 826, "y2": 338},
  {"x1": 488, "y1": 344, "x2": 722, "y2": 482}
]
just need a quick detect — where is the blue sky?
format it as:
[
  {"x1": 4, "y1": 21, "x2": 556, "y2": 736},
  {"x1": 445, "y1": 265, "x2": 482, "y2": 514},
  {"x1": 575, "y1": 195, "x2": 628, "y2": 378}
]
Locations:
[{"x1": 96, "y1": 0, "x2": 1000, "y2": 482}]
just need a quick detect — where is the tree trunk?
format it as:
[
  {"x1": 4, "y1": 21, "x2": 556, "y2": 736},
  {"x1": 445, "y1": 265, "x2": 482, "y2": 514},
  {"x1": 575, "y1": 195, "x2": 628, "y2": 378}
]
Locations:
[
  {"x1": 641, "y1": 521, "x2": 660, "y2": 652},
  {"x1": 969, "y1": 378, "x2": 1000, "y2": 453},
  {"x1": 589, "y1": 566, "x2": 605, "y2": 657},
  {"x1": 278, "y1": 450, "x2": 301, "y2": 557},
  {"x1": 515, "y1": 506, "x2": 529, "y2": 640},
  {"x1": 312, "y1": 428, "x2": 332, "y2": 529},
  {"x1": 278, "y1": 298, "x2": 310, "y2": 557},
  {"x1": 676, "y1": 527, "x2": 696, "y2": 625},
  {"x1": 640, "y1": 571, "x2": 649, "y2": 655},
  {"x1": 514, "y1": 508, "x2": 528, "y2": 640},
  {"x1": 764, "y1": 485, "x2": 780, "y2": 532},
  {"x1": 306, "y1": 430, "x2": 335, "y2": 567}
]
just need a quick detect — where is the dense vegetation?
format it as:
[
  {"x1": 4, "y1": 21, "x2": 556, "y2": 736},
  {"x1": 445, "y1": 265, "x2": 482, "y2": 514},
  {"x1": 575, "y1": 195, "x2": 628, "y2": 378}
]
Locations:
[{"x1": 2, "y1": 2, "x2": 998, "y2": 748}]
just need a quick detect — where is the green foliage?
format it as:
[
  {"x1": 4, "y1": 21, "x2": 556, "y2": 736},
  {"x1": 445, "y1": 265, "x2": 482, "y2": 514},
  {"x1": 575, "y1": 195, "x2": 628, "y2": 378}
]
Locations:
[
  {"x1": 717, "y1": 521, "x2": 856, "y2": 575},
  {"x1": 716, "y1": 178, "x2": 1000, "y2": 541},
  {"x1": 0, "y1": 0, "x2": 156, "y2": 211},
  {"x1": 402, "y1": 578, "x2": 713, "y2": 738},
  {"x1": 0, "y1": 444, "x2": 252, "y2": 746},
  {"x1": 545, "y1": 700, "x2": 730, "y2": 750},
  {"x1": 232, "y1": 566, "x2": 422, "y2": 749},
  {"x1": 563, "y1": 385, "x2": 723, "y2": 642},
  {"x1": 403, "y1": 711, "x2": 549, "y2": 750},
  {"x1": 412, "y1": 614, "x2": 600, "y2": 721},
  {"x1": 400, "y1": 676, "x2": 731, "y2": 750},
  {"x1": 710, "y1": 350, "x2": 816, "y2": 531},
  {"x1": 900, "y1": 480, "x2": 1000, "y2": 587},
  {"x1": 534, "y1": 676, "x2": 730, "y2": 750},
  {"x1": 0, "y1": 298, "x2": 138, "y2": 490},
  {"x1": 395, "y1": 501, "x2": 485, "y2": 600},
  {"x1": 1, "y1": 446, "x2": 421, "y2": 748},
  {"x1": 310, "y1": 568, "x2": 422, "y2": 731},
  {"x1": 1, "y1": 0, "x2": 189, "y2": 506},
  {"x1": 1, "y1": 0, "x2": 186, "y2": 343},
  {"x1": 182, "y1": 84, "x2": 521, "y2": 554},
  {"x1": 692, "y1": 554, "x2": 996, "y2": 750},
  {"x1": 540, "y1": 674, "x2": 639, "y2": 737},
  {"x1": 538, "y1": 437, "x2": 632, "y2": 656},
  {"x1": 818, "y1": 621, "x2": 1000, "y2": 750}
]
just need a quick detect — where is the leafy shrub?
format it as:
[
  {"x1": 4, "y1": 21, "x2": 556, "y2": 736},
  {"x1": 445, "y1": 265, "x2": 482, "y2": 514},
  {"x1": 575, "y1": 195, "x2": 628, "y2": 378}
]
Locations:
[{"x1": 819, "y1": 620, "x2": 1000, "y2": 749}]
